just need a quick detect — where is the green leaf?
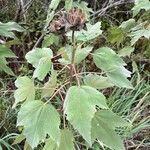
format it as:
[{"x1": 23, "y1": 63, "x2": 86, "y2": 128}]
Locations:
[
  {"x1": 0, "y1": 44, "x2": 16, "y2": 75},
  {"x1": 13, "y1": 76, "x2": 35, "y2": 108},
  {"x1": 93, "y1": 47, "x2": 133, "y2": 89},
  {"x1": 17, "y1": 100, "x2": 60, "y2": 148},
  {"x1": 33, "y1": 57, "x2": 52, "y2": 80},
  {"x1": 132, "y1": 0, "x2": 150, "y2": 17},
  {"x1": 107, "y1": 70, "x2": 133, "y2": 89},
  {"x1": 58, "y1": 46, "x2": 70, "y2": 65},
  {"x1": 0, "y1": 22, "x2": 25, "y2": 38},
  {"x1": 45, "y1": 11, "x2": 55, "y2": 30},
  {"x1": 84, "y1": 74, "x2": 114, "y2": 89},
  {"x1": 129, "y1": 28, "x2": 150, "y2": 45},
  {"x1": 92, "y1": 111, "x2": 125, "y2": 150},
  {"x1": 118, "y1": 46, "x2": 134, "y2": 57},
  {"x1": 108, "y1": 27, "x2": 125, "y2": 46},
  {"x1": 43, "y1": 129, "x2": 75, "y2": 150},
  {"x1": 64, "y1": 86, "x2": 108, "y2": 146},
  {"x1": 24, "y1": 141, "x2": 33, "y2": 150},
  {"x1": 42, "y1": 34, "x2": 59, "y2": 48},
  {"x1": 72, "y1": 22, "x2": 102, "y2": 42},
  {"x1": 42, "y1": 70, "x2": 58, "y2": 98},
  {"x1": 49, "y1": 0, "x2": 61, "y2": 10},
  {"x1": 0, "y1": 29, "x2": 15, "y2": 38},
  {"x1": 0, "y1": 22, "x2": 25, "y2": 32},
  {"x1": 120, "y1": 19, "x2": 136, "y2": 32},
  {"x1": 0, "y1": 57, "x2": 14, "y2": 75},
  {"x1": 59, "y1": 45, "x2": 93, "y2": 65},
  {"x1": 94, "y1": 110, "x2": 131, "y2": 129},
  {"x1": 74, "y1": 46, "x2": 93, "y2": 64},
  {"x1": 0, "y1": 44, "x2": 16, "y2": 57},
  {"x1": 58, "y1": 45, "x2": 73, "y2": 65},
  {"x1": 57, "y1": 129, "x2": 75, "y2": 150},
  {"x1": 65, "y1": 0, "x2": 73, "y2": 10},
  {"x1": 93, "y1": 47, "x2": 130, "y2": 75},
  {"x1": 25, "y1": 48, "x2": 53, "y2": 81},
  {"x1": 12, "y1": 134, "x2": 26, "y2": 145},
  {"x1": 43, "y1": 139, "x2": 56, "y2": 150}
]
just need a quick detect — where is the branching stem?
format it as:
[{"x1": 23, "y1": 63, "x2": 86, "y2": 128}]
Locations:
[{"x1": 44, "y1": 81, "x2": 69, "y2": 104}]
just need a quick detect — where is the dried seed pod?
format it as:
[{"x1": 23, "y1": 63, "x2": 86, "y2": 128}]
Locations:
[
  {"x1": 66, "y1": 8, "x2": 87, "y2": 31},
  {"x1": 48, "y1": 8, "x2": 87, "y2": 34},
  {"x1": 48, "y1": 18, "x2": 66, "y2": 34},
  {"x1": 67, "y1": 8, "x2": 86, "y2": 27}
]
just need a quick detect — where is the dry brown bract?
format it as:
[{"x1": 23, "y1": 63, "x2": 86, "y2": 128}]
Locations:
[{"x1": 48, "y1": 8, "x2": 87, "y2": 34}]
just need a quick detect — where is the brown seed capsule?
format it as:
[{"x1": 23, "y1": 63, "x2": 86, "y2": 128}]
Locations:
[
  {"x1": 48, "y1": 8, "x2": 87, "y2": 34},
  {"x1": 67, "y1": 8, "x2": 86, "y2": 30},
  {"x1": 48, "y1": 17, "x2": 66, "y2": 34}
]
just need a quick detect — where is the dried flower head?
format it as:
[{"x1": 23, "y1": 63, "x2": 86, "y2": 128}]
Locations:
[{"x1": 48, "y1": 8, "x2": 87, "y2": 34}]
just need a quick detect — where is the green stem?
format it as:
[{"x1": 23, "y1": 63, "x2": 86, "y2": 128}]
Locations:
[
  {"x1": 70, "y1": 30, "x2": 80, "y2": 86},
  {"x1": 71, "y1": 30, "x2": 75, "y2": 64}
]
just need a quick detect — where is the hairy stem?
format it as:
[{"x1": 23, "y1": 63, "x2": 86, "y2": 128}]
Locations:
[{"x1": 70, "y1": 30, "x2": 80, "y2": 86}]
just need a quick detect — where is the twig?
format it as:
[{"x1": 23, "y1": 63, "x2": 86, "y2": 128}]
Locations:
[
  {"x1": 14, "y1": 0, "x2": 22, "y2": 22},
  {"x1": 23, "y1": 0, "x2": 34, "y2": 10},
  {"x1": 57, "y1": 65, "x2": 70, "y2": 76},
  {"x1": 90, "y1": 0, "x2": 134, "y2": 17},
  {"x1": 72, "y1": 64, "x2": 80, "y2": 86},
  {"x1": 45, "y1": 81, "x2": 69, "y2": 104},
  {"x1": 32, "y1": 33, "x2": 45, "y2": 49},
  {"x1": 20, "y1": 0, "x2": 26, "y2": 22},
  {"x1": 14, "y1": 0, "x2": 35, "y2": 22}
]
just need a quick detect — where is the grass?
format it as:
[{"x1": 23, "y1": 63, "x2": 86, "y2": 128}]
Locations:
[
  {"x1": 0, "y1": 75, "x2": 20, "y2": 150},
  {"x1": 108, "y1": 73, "x2": 150, "y2": 150}
]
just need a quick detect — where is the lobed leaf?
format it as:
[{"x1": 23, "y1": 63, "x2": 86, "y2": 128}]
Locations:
[
  {"x1": 64, "y1": 86, "x2": 108, "y2": 146},
  {"x1": 120, "y1": 19, "x2": 136, "y2": 32},
  {"x1": 129, "y1": 29, "x2": 150, "y2": 45},
  {"x1": 93, "y1": 47, "x2": 133, "y2": 89},
  {"x1": 42, "y1": 34, "x2": 59, "y2": 48},
  {"x1": 92, "y1": 110, "x2": 126, "y2": 150},
  {"x1": 132, "y1": 0, "x2": 150, "y2": 17},
  {"x1": 43, "y1": 139, "x2": 56, "y2": 150},
  {"x1": 71, "y1": 22, "x2": 102, "y2": 42},
  {"x1": 42, "y1": 70, "x2": 58, "y2": 98},
  {"x1": 118, "y1": 46, "x2": 134, "y2": 57},
  {"x1": 25, "y1": 48, "x2": 53, "y2": 81},
  {"x1": 59, "y1": 45, "x2": 93, "y2": 65},
  {"x1": 84, "y1": 74, "x2": 114, "y2": 89},
  {"x1": 13, "y1": 76, "x2": 35, "y2": 108},
  {"x1": 57, "y1": 129, "x2": 75, "y2": 150},
  {"x1": 17, "y1": 100, "x2": 60, "y2": 148}
]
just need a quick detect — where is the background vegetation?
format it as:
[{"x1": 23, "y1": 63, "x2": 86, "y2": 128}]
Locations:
[{"x1": 0, "y1": 0, "x2": 150, "y2": 150}]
